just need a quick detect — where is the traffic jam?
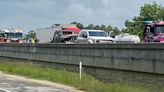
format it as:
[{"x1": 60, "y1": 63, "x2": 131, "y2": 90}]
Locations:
[{"x1": 0, "y1": 21, "x2": 164, "y2": 44}]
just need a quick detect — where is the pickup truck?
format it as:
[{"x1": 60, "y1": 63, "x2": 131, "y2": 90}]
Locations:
[{"x1": 77, "y1": 30, "x2": 115, "y2": 43}]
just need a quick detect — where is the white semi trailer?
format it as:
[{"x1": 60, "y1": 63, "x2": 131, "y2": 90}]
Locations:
[
  {"x1": 36, "y1": 25, "x2": 61, "y2": 43},
  {"x1": 36, "y1": 24, "x2": 80, "y2": 43}
]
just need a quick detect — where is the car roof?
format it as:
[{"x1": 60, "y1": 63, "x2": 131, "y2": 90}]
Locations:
[{"x1": 81, "y1": 30, "x2": 105, "y2": 32}]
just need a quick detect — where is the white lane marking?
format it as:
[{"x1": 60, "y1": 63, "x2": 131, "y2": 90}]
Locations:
[{"x1": 0, "y1": 88, "x2": 11, "y2": 92}]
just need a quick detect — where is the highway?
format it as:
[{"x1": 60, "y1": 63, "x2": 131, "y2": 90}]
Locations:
[{"x1": 0, "y1": 72, "x2": 81, "y2": 92}]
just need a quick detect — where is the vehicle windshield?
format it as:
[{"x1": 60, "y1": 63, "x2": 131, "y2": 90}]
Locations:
[
  {"x1": 15, "y1": 33, "x2": 23, "y2": 38},
  {"x1": 62, "y1": 31, "x2": 72, "y2": 35},
  {"x1": 155, "y1": 25, "x2": 164, "y2": 33},
  {"x1": 6, "y1": 33, "x2": 23, "y2": 38},
  {"x1": 89, "y1": 31, "x2": 108, "y2": 37},
  {"x1": 6, "y1": 33, "x2": 15, "y2": 38},
  {"x1": 0, "y1": 33, "x2": 5, "y2": 37}
]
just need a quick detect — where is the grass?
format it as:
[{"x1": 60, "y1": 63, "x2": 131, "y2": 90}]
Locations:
[{"x1": 0, "y1": 61, "x2": 163, "y2": 92}]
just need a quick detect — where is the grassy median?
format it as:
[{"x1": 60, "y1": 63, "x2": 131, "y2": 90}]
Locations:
[{"x1": 0, "y1": 61, "x2": 163, "y2": 92}]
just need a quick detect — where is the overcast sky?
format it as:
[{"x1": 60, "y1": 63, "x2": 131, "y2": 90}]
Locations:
[{"x1": 0, "y1": 0, "x2": 164, "y2": 33}]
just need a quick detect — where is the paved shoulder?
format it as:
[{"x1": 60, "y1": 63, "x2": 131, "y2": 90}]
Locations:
[{"x1": 0, "y1": 72, "x2": 83, "y2": 92}]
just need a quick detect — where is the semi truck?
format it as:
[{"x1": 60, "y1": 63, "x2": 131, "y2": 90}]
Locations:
[
  {"x1": 36, "y1": 24, "x2": 80, "y2": 43},
  {"x1": 143, "y1": 21, "x2": 164, "y2": 43}
]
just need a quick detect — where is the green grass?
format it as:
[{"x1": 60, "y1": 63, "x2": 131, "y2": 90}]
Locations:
[{"x1": 0, "y1": 61, "x2": 163, "y2": 92}]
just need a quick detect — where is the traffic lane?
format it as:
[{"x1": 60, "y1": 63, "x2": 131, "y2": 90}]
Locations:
[{"x1": 0, "y1": 72, "x2": 82, "y2": 92}]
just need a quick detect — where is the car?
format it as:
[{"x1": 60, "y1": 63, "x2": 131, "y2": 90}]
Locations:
[{"x1": 77, "y1": 30, "x2": 115, "y2": 43}]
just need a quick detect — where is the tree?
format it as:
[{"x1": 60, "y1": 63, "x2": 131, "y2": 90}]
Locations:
[
  {"x1": 94, "y1": 25, "x2": 101, "y2": 30},
  {"x1": 100, "y1": 24, "x2": 106, "y2": 31},
  {"x1": 113, "y1": 27, "x2": 121, "y2": 35},
  {"x1": 140, "y1": 2, "x2": 163, "y2": 21},
  {"x1": 85, "y1": 24, "x2": 94, "y2": 29},
  {"x1": 24, "y1": 30, "x2": 37, "y2": 42},
  {"x1": 27, "y1": 30, "x2": 36, "y2": 39},
  {"x1": 161, "y1": 7, "x2": 164, "y2": 20},
  {"x1": 71, "y1": 22, "x2": 84, "y2": 29},
  {"x1": 106, "y1": 25, "x2": 113, "y2": 33}
]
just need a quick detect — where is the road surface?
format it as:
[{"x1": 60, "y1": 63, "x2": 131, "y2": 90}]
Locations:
[{"x1": 0, "y1": 72, "x2": 83, "y2": 92}]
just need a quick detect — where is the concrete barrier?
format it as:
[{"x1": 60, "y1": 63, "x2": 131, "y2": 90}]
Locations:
[
  {"x1": 0, "y1": 43, "x2": 164, "y2": 86},
  {"x1": 0, "y1": 43, "x2": 163, "y2": 74}
]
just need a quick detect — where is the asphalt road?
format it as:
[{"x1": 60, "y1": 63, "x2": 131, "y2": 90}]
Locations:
[{"x1": 0, "y1": 72, "x2": 82, "y2": 92}]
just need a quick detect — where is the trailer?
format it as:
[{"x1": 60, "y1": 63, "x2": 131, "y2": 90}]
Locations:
[
  {"x1": 36, "y1": 26, "x2": 58, "y2": 43},
  {"x1": 36, "y1": 24, "x2": 80, "y2": 43}
]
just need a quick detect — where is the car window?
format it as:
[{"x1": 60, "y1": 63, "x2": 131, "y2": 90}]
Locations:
[
  {"x1": 155, "y1": 25, "x2": 164, "y2": 33},
  {"x1": 63, "y1": 31, "x2": 72, "y2": 35},
  {"x1": 89, "y1": 31, "x2": 108, "y2": 37},
  {"x1": 79, "y1": 31, "x2": 88, "y2": 38},
  {"x1": 79, "y1": 31, "x2": 85, "y2": 37},
  {"x1": 54, "y1": 31, "x2": 61, "y2": 36},
  {"x1": 83, "y1": 31, "x2": 87, "y2": 36}
]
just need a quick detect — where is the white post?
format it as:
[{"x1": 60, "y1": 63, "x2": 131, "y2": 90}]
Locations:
[{"x1": 79, "y1": 62, "x2": 82, "y2": 81}]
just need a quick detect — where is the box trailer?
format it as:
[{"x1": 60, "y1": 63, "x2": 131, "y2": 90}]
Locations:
[
  {"x1": 36, "y1": 26, "x2": 61, "y2": 43},
  {"x1": 36, "y1": 24, "x2": 80, "y2": 43}
]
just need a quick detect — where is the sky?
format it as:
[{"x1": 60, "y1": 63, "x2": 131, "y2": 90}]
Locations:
[{"x1": 0, "y1": 0, "x2": 164, "y2": 33}]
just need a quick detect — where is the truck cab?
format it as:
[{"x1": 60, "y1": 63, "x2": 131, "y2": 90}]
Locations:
[
  {"x1": 52, "y1": 27, "x2": 80, "y2": 43},
  {"x1": 77, "y1": 30, "x2": 115, "y2": 43},
  {"x1": 143, "y1": 21, "x2": 164, "y2": 43}
]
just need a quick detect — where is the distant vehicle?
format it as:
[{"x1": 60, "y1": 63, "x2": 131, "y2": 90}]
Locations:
[
  {"x1": 115, "y1": 33, "x2": 140, "y2": 43},
  {"x1": 4, "y1": 28, "x2": 23, "y2": 43},
  {"x1": 77, "y1": 30, "x2": 115, "y2": 43},
  {"x1": 0, "y1": 31, "x2": 7, "y2": 43},
  {"x1": 143, "y1": 21, "x2": 164, "y2": 43},
  {"x1": 36, "y1": 24, "x2": 80, "y2": 43}
]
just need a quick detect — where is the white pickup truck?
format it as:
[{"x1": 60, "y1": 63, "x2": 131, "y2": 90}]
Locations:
[{"x1": 77, "y1": 30, "x2": 115, "y2": 43}]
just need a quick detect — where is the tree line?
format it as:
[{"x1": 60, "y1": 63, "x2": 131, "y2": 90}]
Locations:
[{"x1": 71, "y1": 22, "x2": 121, "y2": 35}]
